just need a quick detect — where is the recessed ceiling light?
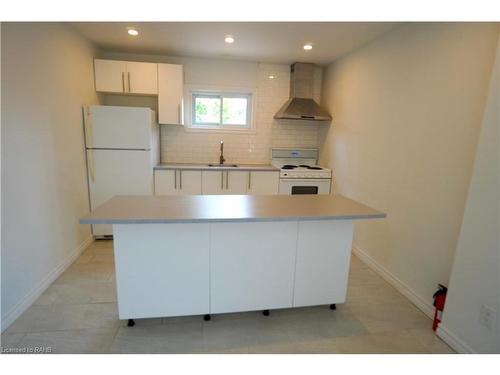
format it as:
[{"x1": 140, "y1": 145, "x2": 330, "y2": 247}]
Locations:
[
  {"x1": 303, "y1": 44, "x2": 313, "y2": 50},
  {"x1": 224, "y1": 35, "x2": 235, "y2": 44},
  {"x1": 127, "y1": 28, "x2": 139, "y2": 36},
  {"x1": 268, "y1": 75, "x2": 275, "y2": 79}
]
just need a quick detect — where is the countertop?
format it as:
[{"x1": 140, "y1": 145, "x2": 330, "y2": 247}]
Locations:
[
  {"x1": 80, "y1": 194, "x2": 386, "y2": 224},
  {"x1": 154, "y1": 163, "x2": 278, "y2": 171}
]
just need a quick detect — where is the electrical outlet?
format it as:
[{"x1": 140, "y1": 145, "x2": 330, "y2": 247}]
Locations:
[{"x1": 479, "y1": 304, "x2": 497, "y2": 330}]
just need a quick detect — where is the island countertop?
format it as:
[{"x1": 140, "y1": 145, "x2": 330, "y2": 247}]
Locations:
[{"x1": 80, "y1": 194, "x2": 386, "y2": 224}]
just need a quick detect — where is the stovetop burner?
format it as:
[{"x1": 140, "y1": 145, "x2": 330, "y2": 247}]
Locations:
[
  {"x1": 282, "y1": 164, "x2": 324, "y2": 170},
  {"x1": 299, "y1": 165, "x2": 323, "y2": 170},
  {"x1": 307, "y1": 166, "x2": 323, "y2": 170}
]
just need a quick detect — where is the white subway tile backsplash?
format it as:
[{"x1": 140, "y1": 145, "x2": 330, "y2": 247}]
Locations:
[{"x1": 160, "y1": 63, "x2": 324, "y2": 164}]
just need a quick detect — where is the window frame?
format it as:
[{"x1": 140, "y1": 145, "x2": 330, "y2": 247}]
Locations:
[{"x1": 186, "y1": 87, "x2": 255, "y2": 132}]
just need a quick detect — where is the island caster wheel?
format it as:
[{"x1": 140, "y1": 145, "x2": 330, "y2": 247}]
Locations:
[
  {"x1": 127, "y1": 319, "x2": 135, "y2": 327},
  {"x1": 329, "y1": 304, "x2": 337, "y2": 311},
  {"x1": 204, "y1": 314, "x2": 211, "y2": 321},
  {"x1": 262, "y1": 309, "x2": 270, "y2": 316}
]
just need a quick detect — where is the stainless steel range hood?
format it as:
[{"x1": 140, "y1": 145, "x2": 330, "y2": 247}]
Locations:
[{"x1": 274, "y1": 62, "x2": 332, "y2": 121}]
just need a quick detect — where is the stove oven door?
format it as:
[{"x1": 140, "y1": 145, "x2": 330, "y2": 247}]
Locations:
[{"x1": 279, "y1": 179, "x2": 331, "y2": 195}]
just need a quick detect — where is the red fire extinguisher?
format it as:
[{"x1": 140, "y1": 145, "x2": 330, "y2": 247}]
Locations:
[{"x1": 432, "y1": 284, "x2": 448, "y2": 331}]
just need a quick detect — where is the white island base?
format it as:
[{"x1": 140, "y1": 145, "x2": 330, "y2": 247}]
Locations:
[
  {"x1": 81, "y1": 194, "x2": 385, "y2": 325},
  {"x1": 113, "y1": 219, "x2": 354, "y2": 323}
]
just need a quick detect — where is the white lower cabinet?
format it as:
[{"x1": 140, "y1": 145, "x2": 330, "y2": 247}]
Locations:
[
  {"x1": 201, "y1": 170, "x2": 225, "y2": 194},
  {"x1": 177, "y1": 170, "x2": 202, "y2": 195},
  {"x1": 210, "y1": 221, "x2": 298, "y2": 314},
  {"x1": 154, "y1": 170, "x2": 176, "y2": 195},
  {"x1": 201, "y1": 170, "x2": 278, "y2": 195},
  {"x1": 113, "y1": 223, "x2": 210, "y2": 319},
  {"x1": 202, "y1": 170, "x2": 248, "y2": 194},
  {"x1": 155, "y1": 168, "x2": 279, "y2": 196},
  {"x1": 154, "y1": 169, "x2": 202, "y2": 195},
  {"x1": 225, "y1": 170, "x2": 248, "y2": 194},
  {"x1": 247, "y1": 171, "x2": 279, "y2": 195},
  {"x1": 293, "y1": 220, "x2": 354, "y2": 307}
]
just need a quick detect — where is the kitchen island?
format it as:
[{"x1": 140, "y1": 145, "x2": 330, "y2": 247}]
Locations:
[{"x1": 80, "y1": 194, "x2": 385, "y2": 326}]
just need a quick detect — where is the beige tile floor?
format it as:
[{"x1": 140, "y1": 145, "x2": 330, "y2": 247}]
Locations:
[{"x1": 1, "y1": 240, "x2": 454, "y2": 354}]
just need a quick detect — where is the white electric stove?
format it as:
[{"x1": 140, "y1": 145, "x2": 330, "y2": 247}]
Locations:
[{"x1": 271, "y1": 148, "x2": 332, "y2": 195}]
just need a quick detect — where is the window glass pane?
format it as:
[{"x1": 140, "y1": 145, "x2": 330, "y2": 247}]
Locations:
[
  {"x1": 195, "y1": 96, "x2": 221, "y2": 124},
  {"x1": 222, "y1": 97, "x2": 247, "y2": 125}
]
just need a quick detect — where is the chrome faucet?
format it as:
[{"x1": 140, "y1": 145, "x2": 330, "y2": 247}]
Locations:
[{"x1": 219, "y1": 140, "x2": 226, "y2": 165}]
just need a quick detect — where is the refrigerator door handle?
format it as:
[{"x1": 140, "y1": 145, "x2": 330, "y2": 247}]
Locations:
[
  {"x1": 83, "y1": 106, "x2": 93, "y2": 150},
  {"x1": 87, "y1": 150, "x2": 95, "y2": 183}
]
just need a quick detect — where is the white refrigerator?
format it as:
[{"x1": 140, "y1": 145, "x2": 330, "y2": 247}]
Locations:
[{"x1": 84, "y1": 105, "x2": 159, "y2": 237}]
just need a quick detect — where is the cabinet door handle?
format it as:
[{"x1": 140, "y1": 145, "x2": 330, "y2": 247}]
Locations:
[
  {"x1": 248, "y1": 172, "x2": 251, "y2": 190},
  {"x1": 122, "y1": 72, "x2": 125, "y2": 92},
  {"x1": 220, "y1": 171, "x2": 224, "y2": 190},
  {"x1": 179, "y1": 170, "x2": 183, "y2": 190},
  {"x1": 226, "y1": 171, "x2": 229, "y2": 189},
  {"x1": 174, "y1": 170, "x2": 177, "y2": 189},
  {"x1": 128, "y1": 72, "x2": 131, "y2": 92}
]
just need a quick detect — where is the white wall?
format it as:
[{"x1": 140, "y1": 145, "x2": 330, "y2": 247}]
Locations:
[
  {"x1": 1, "y1": 23, "x2": 99, "y2": 330},
  {"x1": 103, "y1": 52, "x2": 324, "y2": 164},
  {"x1": 439, "y1": 30, "x2": 500, "y2": 354},
  {"x1": 319, "y1": 23, "x2": 498, "y2": 315}
]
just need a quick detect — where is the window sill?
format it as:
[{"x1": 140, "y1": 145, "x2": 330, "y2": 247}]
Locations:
[{"x1": 183, "y1": 126, "x2": 257, "y2": 135}]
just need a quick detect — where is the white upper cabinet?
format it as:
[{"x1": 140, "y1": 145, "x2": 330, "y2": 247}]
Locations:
[
  {"x1": 94, "y1": 59, "x2": 158, "y2": 95},
  {"x1": 94, "y1": 59, "x2": 128, "y2": 93},
  {"x1": 93, "y1": 60, "x2": 184, "y2": 123},
  {"x1": 247, "y1": 171, "x2": 279, "y2": 195},
  {"x1": 125, "y1": 62, "x2": 158, "y2": 95},
  {"x1": 158, "y1": 63, "x2": 184, "y2": 125}
]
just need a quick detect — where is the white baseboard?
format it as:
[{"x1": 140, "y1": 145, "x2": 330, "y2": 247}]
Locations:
[
  {"x1": 352, "y1": 246, "x2": 435, "y2": 319},
  {"x1": 436, "y1": 324, "x2": 476, "y2": 354},
  {"x1": 352, "y1": 245, "x2": 478, "y2": 354},
  {"x1": 1, "y1": 235, "x2": 94, "y2": 333}
]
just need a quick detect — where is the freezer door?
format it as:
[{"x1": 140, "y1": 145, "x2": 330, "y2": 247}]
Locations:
[
  {"x1": 86, "y1": 105, "x2": 154, "y2": 150},
  {"x1": 87, "y1": 149, "x2": 154, "y2": 236}
]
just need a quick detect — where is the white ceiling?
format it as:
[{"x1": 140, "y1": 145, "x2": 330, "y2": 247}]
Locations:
[{"x1": 71, "y1": 22, "x2": 400, "y2": 65}]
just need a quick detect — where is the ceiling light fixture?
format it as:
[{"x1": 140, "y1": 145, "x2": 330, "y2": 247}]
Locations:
[
  {"x1": 303, "y1": 44, "x2": 313, "y2": 50},
  {"x1": 224, "y1": 35, "x2": 235, "y2": 44},
  {"x1": 268, "y1": 75, "x2": 275, "y2": 79},
  {"x1": 127, "y1": 28, "x2": 139, "y2": 36}
]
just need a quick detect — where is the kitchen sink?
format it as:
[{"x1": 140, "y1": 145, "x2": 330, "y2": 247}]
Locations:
[{"x1": 207, "y1": 164, "x2": 239, "y2": 168}]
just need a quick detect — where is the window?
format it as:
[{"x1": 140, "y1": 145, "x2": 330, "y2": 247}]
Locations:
[{"x1": 190, "y1": 91, "x2": 252, "y2": 130}]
